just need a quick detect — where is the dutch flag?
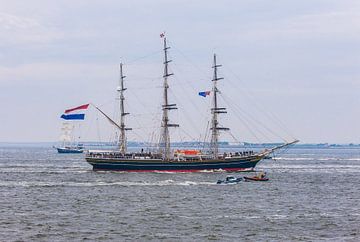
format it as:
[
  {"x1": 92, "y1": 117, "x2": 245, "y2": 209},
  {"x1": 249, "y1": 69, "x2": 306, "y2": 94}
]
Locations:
[{"x1": 60, "y1": 104, "x2": 89, "y2": 120}]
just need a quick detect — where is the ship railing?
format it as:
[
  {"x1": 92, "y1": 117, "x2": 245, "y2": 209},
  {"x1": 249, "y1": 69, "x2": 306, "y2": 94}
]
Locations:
[
  {"x1": 174, "y1": 153, "x2": 215, "y2": 162},
  {"x1": 222, "y1": 150, "x2": 255, "y2": 158},
  {"x1": 86, "y1": 150, "x2": 162, "y2": 160}
]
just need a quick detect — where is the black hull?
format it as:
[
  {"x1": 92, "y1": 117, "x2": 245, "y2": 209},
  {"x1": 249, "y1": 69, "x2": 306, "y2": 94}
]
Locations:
[{"x1": 85, "y1": 156, "x2": 262, "y2": 172}]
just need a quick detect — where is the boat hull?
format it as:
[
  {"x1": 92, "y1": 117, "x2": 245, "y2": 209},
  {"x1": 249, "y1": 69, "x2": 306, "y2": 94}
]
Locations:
[
  {"x1": 57, "y1": 148, "x2": 84, "y2": 154},
  {"x1": 85, "y1": 156, "x2": 262, "y2": 172},
  {"x1": 243, "y1": 176, "x2": 269, "y2": 182}
]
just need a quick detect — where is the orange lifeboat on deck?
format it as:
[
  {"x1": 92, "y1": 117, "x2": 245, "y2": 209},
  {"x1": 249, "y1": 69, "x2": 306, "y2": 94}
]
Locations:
[{"x1": 175, "y1": 149, "x2": 201, "y2": 156}]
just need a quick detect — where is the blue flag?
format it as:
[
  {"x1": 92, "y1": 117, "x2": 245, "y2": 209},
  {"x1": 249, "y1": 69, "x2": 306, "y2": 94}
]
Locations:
[
  {"x1": 198, "y1": 91, "x2": 210, "y2": 97},
  {"x1": 60, "y1": 114, "x2": 85, "y2": 120}
]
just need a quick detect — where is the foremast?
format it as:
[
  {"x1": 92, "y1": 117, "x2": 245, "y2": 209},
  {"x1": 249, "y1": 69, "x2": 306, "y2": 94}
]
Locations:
[
  {"x1": 118, "y1": 63, "x2": 131, "y2": 154},
  {"x1": 159, "y1": 37, "x2": 179, "y2": 160},
  {"x1": 210, "y1": 54, "x2": 229, "y2": 158}
]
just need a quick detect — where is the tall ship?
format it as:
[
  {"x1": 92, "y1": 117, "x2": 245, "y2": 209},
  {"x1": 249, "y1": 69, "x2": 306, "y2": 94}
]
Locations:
[
  {"x1": 55, "y1": 123, "x2": 84, "y2": 153},
  {"x1": 85, "y1": 36, "x2": 298, "y2": 172},
  {"x1": 55, "y1": 104, "x2": 89, "y2": 153}
]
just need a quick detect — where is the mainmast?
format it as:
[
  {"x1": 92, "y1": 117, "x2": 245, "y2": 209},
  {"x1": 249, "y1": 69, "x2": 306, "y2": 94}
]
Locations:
[
  {"x1": 210, "y1": 54, "x2": 229, "y2": 158},
  {"x1": 118, "y1": 63, "x2": 131, "y2": 154},
  {"x1": 159, "y1": 37, "x2": 179, "y2": 160}
]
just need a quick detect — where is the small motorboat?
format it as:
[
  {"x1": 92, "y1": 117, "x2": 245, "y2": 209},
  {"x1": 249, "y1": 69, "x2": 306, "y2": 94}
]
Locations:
[
  {"x1": 217, "y1": 176, "x2": 242, "y2": 184},
  {"x1": 243, "y1": 176, "x2": 269, "y2": 182},
  {"x1": 243, "y1": 171, "x2": 269, "y2": 181}
]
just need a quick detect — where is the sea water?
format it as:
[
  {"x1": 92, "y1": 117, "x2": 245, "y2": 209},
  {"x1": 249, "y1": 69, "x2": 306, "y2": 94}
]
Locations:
[{"x1": 0, "y1": 144, "x2": 359, "y2": 241}]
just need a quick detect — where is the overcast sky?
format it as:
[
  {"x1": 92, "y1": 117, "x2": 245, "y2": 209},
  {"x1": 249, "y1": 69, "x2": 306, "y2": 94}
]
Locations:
[{"x1": 0, "y1": 0, "x2": 359, "y2": 143}]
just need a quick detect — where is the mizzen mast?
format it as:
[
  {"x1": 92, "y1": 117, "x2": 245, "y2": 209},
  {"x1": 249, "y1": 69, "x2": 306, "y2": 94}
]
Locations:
[
  {"x1": 159, "y1": 37, "x2": 179, "y2": 160},
  {"x1": 118, "y1": 63, "x2": 132, "y2": 154},
  {"x1": 210, "y1": 54, "x2": 229, "y2": 158}
]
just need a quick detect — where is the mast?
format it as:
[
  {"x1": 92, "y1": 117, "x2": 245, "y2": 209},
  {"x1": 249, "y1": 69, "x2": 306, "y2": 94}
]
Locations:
[
  {"x1": 210, "y1": 54, "x2": 229, "y2": 158},
  {"x1": 60, "y1": 122, "x2": 73, "y2": 147},
  {"x1": 118, "y1": 63, "x2": 131, "y2": 154},
  {"x1": 159, "y1": 37, "x2": 179, "y2": 160}
]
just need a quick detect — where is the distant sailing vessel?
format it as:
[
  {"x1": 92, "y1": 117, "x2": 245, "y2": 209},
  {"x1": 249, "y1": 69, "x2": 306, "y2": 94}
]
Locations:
[
  {"x1": 85, "y1": 36, "x2": 298, "y2": 172},
  {"x1": 55, "y1": 104, "x2": 89, "y2": 154}
]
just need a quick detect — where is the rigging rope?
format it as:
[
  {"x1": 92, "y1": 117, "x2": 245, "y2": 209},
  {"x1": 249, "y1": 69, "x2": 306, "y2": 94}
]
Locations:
[
  {"x1": 126, "y1": 50, "x2": 162, "y2": 65},
  {"x1": 202, "y1": 120, "x2": 211, "y2": 150},
  {"x1": 218, "y1": 94, "x2": 263, "y2": 143},
  {"x1": 170, "y1": 43, "x2": 291, "y2": 146},
  {"x1": 222, "y1": 66, "x2": 296, "y2": 140},
  {"x1": 227, "y1": 130, "x2": 242, "y2": 144},
  {"x1": 220, "y1": 93, "x2": 286, "y2": 143},
  {"x1": 168, "y1": 88, "x2": 203, "y2": 140},
  {"x1": 171, "y1": 45, "x2": 211, "y2": 78}
]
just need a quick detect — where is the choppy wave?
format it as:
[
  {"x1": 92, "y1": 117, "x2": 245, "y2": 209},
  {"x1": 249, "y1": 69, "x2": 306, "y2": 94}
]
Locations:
[
  {"x1": 2, "y1": 164, "x2": 360, "y2": 174},
  {"x1": 0, "y1": 165, "x2": 88, "y2": 173},
  {"x1": 259, "y1": 163, "x2": 360, "y2": 173},
  {"x1": 274, "y1": 157, "x2": 360, "y2": 161},
  {"x1": 1, "y1": 146, "x2": 360, "y2": 241},
  {"x1": 263, "y1": 164, "x2": 360, "y2": 169},
  {"x1": 0, "y1": 179, "x2": 214, "y2": 187}
]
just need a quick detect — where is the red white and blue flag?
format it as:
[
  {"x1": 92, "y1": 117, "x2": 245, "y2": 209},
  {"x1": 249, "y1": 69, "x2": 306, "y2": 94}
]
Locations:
[
  {"x1": 198, "y1": 91, "x2": 211, "y2": 97},
  {"x1": 61, "y1": 104, "x2": 89, "y2": 120}
]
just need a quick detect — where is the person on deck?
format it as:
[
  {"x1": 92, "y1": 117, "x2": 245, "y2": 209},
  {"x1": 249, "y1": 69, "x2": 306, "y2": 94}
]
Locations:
[{"x1": 257, "y1": 171, "x2": 266, "y2": 179}]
